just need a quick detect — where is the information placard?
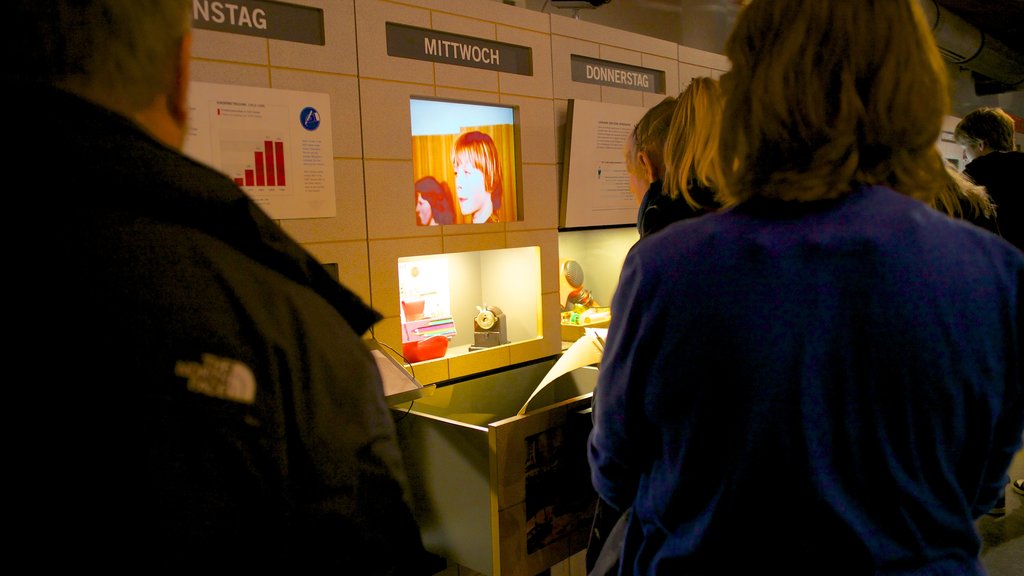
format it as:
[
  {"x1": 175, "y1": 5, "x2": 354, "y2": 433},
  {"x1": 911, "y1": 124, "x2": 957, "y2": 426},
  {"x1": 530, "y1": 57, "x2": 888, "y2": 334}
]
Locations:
[
  {"x1": 560, "y1": 99, "x2": 647, "y2": 229},
  {"x1": 184, "y1": 82, "x2": 336, "y2": 220}
]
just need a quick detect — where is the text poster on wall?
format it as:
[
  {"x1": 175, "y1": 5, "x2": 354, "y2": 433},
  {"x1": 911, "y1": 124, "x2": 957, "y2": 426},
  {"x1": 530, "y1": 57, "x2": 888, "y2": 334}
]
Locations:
[
  {"x1": 560, "y1": 99, "x2": 647, "y2": 229},
  {"x1": 184, "y1": 82, "x2": 336, "y2": 220}
]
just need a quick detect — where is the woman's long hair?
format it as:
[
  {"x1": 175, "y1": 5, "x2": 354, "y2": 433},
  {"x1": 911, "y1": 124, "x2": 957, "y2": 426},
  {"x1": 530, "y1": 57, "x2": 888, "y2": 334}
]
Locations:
[
  {"x1": 935, "y1": 163, "x2": 997, "y2": 221},
  {"x1": 718, "y1": 0, "x2": 950, "y2": 205},
  {"x1": 663, "y1": 76, "x2": 726, "y2": 209}
]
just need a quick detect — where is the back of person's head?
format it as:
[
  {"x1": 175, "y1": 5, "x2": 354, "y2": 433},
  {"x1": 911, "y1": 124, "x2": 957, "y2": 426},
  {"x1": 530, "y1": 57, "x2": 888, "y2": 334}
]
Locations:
[
  {"x1": 954, "y1": 107, "x2": 1016, "y2": 153},
  {"x1": 719, "y1": 0, "x2": 949, "y2": 205},
  {"x1": 663, "y1": 76, "x2": 726, "y2": 209},
  {"x1": 11, "y1": 0, "x2": 191, "y2": 116},
  {"x1": 626, "y1": 96, "x2": 676, "y2": 180},
  {"x1": 452, "y1": 130, "x2": 504, "y2": 214},
  {"x1": 415, "y1": 176, "x2": 456, "y2": 225}
]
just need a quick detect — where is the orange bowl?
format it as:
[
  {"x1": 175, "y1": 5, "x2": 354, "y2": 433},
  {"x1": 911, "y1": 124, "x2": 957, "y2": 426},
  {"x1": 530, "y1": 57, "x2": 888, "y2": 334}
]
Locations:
[{"x1": 402, "y1": 335, "x2": 449, "y2": 363}]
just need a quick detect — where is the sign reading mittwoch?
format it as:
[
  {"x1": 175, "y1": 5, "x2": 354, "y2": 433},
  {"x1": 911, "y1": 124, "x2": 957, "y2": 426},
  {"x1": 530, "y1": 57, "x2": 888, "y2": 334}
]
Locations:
[{"x1": 385, "y1": 22, "x2": 533, "y2": 76}]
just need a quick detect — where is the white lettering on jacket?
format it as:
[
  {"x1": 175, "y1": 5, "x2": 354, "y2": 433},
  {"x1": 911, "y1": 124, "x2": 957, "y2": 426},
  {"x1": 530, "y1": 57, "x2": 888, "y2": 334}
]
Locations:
[{"x1": 175, "y1": 353, "x2": 256, "y2": 404}]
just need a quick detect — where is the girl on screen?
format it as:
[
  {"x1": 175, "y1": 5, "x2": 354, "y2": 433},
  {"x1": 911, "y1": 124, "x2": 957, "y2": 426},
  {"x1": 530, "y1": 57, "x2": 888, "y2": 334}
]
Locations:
[
  {"x1": 452, "y1": 130, "x2": 504, "y2": 223},
  {"x1": 415, "y1": 175, "x2": 456, "y2": 226}
]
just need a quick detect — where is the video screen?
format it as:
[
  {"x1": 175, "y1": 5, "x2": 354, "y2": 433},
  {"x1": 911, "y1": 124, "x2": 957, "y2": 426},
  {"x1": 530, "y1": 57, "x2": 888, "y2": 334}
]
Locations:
[{"x1": 410, "y1": 96, "x2": 522, "y2": 225}]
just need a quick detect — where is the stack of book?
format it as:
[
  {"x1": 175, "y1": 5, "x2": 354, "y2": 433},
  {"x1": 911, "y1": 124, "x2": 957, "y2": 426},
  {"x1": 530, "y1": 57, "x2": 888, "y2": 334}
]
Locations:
[{"x1": 403, "y1": 316, "x2": 456, "y2": 343}]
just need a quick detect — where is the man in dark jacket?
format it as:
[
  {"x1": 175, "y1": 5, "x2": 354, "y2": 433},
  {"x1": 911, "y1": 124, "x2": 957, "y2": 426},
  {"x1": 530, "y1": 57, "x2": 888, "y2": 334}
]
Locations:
[
  {"x1": 9, "y1": 1, "x2": 426, "y2": 572},
  {"x1": 955, "y1": 106, "x2": 1024, "y2": 252}
]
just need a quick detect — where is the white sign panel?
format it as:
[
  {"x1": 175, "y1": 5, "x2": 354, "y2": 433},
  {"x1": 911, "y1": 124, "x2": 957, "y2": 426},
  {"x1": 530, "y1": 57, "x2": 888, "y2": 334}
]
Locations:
[
  {"x1": 560, "y1": 99, "x2": 647, "y2": 229},
  {"x1": 184, "y1": 82, "x2": 336, "y2": 220}
]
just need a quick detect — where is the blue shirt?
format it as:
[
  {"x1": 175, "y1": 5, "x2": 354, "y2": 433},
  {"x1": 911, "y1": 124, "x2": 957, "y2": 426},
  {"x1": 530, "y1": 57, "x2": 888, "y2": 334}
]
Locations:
[{"x1": 588, "y1": 184, "x2": 1024, "y2": 575}]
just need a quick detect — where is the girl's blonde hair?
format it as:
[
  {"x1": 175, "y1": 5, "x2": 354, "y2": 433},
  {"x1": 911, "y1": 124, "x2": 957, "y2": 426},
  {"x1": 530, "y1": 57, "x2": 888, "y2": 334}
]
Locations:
[
  {"x1": 663, "y1": 76, "x2": 726, "y2": 209},
  {"x1": 935, "y1": 163, "x2": 997, "y2": 221},
  {"x1": 625, "y1": 77, "x2": 726, "y2": 210},
  {"x1": 719, "y1": 0, "x2": 950, "y2": 205}
]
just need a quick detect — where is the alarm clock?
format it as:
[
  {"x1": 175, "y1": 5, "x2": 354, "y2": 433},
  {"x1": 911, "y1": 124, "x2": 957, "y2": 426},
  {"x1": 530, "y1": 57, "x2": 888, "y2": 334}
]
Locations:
[
  {"x1": 475, "y1": 306, "x2": 498, "y2": 331},
  {"x1": 470, "y1": 304, "x2": 508, "y2": 350}
]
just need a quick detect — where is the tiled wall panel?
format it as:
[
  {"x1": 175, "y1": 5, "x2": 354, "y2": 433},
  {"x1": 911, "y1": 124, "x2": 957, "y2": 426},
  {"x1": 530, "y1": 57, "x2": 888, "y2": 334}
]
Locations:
[
  {"x1": 190, "y1": 0, "x2": 729, "y2": 381},
  {"x1": 269, "y1": 0, "x2": 358, "y2": 74}
]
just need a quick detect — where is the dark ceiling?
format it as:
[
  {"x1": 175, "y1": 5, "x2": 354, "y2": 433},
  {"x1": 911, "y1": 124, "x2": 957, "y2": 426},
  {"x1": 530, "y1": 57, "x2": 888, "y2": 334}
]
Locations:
[
  {"x1": 529, "y1": 0, "x2": 1024, "y2": 113},
  {"x1": 934, "y1": 0, "x2": 1024, "y2": 57},
  {"x1": 929, "y1": 0, "x2": 1024, "y2": 98}
]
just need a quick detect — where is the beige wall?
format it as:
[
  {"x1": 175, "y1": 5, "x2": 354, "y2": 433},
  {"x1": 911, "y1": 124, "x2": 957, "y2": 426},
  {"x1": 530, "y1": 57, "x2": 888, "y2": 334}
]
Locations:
[{"x1": 190, "y1": 0, "x2": 728, "y2": 385}]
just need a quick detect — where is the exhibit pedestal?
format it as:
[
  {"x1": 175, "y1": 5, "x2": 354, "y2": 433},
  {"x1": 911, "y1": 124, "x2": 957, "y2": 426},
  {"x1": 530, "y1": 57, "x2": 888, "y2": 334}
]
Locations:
[{"x1": 393, "y1": 359, "x2": 599, "y2": 576}]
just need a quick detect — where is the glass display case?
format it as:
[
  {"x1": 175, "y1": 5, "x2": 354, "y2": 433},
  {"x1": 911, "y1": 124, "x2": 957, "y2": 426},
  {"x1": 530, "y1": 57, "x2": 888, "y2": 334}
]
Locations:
[{"x1": 397, "y1": 246, "x2": 542, "y2": 363}]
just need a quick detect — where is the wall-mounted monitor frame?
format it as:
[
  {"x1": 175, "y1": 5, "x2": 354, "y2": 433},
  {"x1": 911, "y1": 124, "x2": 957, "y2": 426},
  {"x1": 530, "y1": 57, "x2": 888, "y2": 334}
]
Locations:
[{"x1": 410, "y1": 96, "x2": 523, "y2": 226}]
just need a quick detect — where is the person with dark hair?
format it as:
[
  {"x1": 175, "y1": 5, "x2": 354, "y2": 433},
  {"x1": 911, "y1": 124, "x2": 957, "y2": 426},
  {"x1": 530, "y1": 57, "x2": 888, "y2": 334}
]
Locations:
[
  {"x1": 955, "y1": 108, "x2": 1024, "y2": 515},
  {"x1": 954, "y1": 106, "x2": 1024, "y2": 251},
  {"x1": 588, "y1": 1, "x2": 1023, "y2": 574},
  {"x1": 452, "y1": 130, "x2": 504, "y2": 223},
  {"x1": 9, "y1": 1, "x2": 427, "y2": 572},
  {"x1": 415, "y1": 175, "x2": 456, "y2": 226},
  {"x1": 625, "y1": 77, "x2": 725, "y2": 239}
]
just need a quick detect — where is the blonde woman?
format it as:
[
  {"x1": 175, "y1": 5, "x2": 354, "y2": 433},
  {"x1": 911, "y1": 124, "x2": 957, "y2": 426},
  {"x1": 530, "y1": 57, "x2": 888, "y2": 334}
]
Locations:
[
  {"x1": 625, "y1": 77, "x2": 725, "y2": 238},
  {"x1": 589, "y1": 1, "x2": 1023, "y2": 573}
]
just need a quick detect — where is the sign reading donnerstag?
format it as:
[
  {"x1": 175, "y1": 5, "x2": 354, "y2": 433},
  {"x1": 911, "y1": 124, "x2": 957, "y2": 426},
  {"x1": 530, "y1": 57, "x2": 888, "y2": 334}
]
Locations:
[
  {"x1": 385, "y1": 23, "x2": 533, "y2": 76},
  {"x1": 570, "y1": 54, "x2": 665, "y2": 94},
  {"x1": 192, "y1": 0, "x2": 325, "y2": 45}
]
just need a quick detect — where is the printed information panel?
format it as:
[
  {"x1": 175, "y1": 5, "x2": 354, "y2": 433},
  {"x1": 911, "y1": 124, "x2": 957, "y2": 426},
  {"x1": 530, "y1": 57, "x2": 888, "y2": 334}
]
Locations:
[
  {"x1": 560, "y1": 99, "x2": 647, "y2": 229},
  {"x1": 184, "y1": 82, "x2": 336, "y2": 220}
]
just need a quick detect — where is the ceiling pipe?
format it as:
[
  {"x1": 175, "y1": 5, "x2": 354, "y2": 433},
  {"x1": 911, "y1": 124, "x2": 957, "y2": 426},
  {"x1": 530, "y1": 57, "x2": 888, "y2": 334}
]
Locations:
[{"x1": 918, "y1": 0, "x2": 1024, "y2": 92}]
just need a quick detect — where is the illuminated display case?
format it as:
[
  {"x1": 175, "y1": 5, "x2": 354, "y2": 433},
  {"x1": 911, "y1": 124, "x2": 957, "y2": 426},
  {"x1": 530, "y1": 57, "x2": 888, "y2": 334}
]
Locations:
[
  {"x1": 396, "y1": 246, "x2": 543, "y2": 366},
  {"x1": 556, "y1": 227, "x2": 637, "y2": 341}
]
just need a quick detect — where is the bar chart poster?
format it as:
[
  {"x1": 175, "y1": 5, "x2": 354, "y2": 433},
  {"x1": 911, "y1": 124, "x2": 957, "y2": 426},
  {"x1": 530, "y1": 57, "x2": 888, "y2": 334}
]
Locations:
[{"x1": 183, "y1": 81, "x2": 336, "y2": 219}]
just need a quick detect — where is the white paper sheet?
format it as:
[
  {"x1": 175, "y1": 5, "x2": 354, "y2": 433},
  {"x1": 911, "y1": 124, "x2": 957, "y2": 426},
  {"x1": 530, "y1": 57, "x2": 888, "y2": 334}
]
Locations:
[{"x1": 517, "y1": 328, "x2": 606, "y2": 415}]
